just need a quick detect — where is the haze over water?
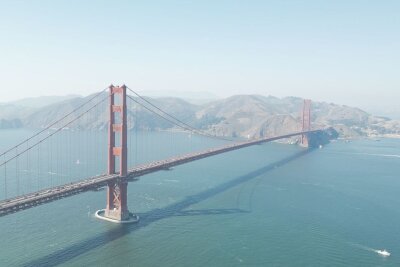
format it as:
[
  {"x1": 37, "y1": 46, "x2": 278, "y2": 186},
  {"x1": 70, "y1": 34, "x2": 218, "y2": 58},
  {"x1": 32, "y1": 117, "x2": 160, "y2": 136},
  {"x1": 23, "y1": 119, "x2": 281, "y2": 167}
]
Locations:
[{"x1": 0, "y1": 130, "x2": 399, "y2": 266}]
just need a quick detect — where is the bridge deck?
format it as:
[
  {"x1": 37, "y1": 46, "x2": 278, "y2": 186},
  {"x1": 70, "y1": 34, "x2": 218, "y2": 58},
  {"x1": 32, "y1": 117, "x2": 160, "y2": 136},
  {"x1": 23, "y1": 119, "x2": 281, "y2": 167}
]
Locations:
[{"x1": 0, "y1": 130, "x2": 319, "y2": 217}]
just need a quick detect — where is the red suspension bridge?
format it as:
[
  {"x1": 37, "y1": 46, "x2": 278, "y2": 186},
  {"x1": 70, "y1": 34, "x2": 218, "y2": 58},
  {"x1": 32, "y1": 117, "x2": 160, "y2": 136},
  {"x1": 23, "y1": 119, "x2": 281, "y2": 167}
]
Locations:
[{"x1": 0, "y1": 85, "x2": 322, "y2": 222}]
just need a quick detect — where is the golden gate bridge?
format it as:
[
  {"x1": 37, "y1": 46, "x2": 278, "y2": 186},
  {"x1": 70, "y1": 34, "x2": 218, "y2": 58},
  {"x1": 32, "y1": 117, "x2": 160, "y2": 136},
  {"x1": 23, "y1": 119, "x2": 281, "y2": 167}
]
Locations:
[{"x1": 0, "y1": 85, "x2": 321, "y2": 223}]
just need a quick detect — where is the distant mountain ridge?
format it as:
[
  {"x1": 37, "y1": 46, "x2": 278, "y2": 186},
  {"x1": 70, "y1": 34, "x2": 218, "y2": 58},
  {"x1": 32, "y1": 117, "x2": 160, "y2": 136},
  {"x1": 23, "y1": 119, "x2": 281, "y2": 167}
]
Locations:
[
  {"x1": 2, "y1": 95, "x2": 80, "y2": 108},
  {"x1": 0, "y1": 93, "x2": 399, "y2": 139},
  {"x1": 0, "y1": 95, "x2": 81, "y2": 130}
]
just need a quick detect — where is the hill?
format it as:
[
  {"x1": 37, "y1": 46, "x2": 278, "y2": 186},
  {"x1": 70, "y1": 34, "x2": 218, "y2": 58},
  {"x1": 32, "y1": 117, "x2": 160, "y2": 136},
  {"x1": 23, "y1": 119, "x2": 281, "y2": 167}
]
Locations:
[{"x1": 0, "y1": 94, "x2": 399, "y2": 139}]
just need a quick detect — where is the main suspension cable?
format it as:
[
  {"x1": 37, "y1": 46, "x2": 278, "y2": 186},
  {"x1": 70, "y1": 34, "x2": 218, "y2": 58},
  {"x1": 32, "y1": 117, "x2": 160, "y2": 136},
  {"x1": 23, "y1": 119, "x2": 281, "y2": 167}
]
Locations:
[
  {"x1": 126, "y1": 87, "x2": 232, "y2": 142},
  {"x1": 126, "y1": 95, "x2": 232, "y2": 142},
  {"x1": 0, "y1": 95, "x2": 109, "y2": 168},
  {"x1": 0, "y1": 87, "x2": 108, "y2": 158}
]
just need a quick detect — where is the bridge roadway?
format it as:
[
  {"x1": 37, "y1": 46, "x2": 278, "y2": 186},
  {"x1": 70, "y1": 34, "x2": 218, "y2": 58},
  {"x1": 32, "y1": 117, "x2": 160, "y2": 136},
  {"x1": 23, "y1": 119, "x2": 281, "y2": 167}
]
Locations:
[{"x1": 0, "y1": 130, "x2": 321, "y2": 217}]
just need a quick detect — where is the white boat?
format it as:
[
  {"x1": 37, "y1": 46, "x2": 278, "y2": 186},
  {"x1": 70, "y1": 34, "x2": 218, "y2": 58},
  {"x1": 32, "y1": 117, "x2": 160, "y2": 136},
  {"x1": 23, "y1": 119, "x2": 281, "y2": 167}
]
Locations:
[
  {"x1": 376, "y1": 249, "x2": 390, "y2": 257},
  {"x1": 76, "y1": 159, "x2": 80, "y2": 165}
]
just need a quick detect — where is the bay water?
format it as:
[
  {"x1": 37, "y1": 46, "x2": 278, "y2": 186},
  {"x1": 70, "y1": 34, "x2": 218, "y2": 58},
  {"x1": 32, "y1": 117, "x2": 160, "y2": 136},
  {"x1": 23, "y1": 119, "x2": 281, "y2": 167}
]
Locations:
[{"x1": 0, "y1": 129, "x2": 399, "y2": 266}]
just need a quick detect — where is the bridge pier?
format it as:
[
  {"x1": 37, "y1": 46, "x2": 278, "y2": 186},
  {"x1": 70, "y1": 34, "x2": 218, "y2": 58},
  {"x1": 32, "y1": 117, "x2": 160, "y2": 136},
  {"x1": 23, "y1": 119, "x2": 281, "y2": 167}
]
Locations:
[
  {"x1": 105, "y1": 180, "x2": 130, "y2": 221},
  {"x1": 96, "y1": 84, "x2": 139, "y2": 224}
]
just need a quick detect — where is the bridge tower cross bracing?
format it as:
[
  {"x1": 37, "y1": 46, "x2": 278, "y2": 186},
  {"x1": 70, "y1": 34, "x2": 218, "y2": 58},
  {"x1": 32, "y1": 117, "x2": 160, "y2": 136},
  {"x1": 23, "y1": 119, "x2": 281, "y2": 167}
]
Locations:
[
  {"x1": 301, "y1": 99, "x2": 311, "y2": 147},
  {"x1": 104, "y1": 84, "x2": 130, "y2": 221}
]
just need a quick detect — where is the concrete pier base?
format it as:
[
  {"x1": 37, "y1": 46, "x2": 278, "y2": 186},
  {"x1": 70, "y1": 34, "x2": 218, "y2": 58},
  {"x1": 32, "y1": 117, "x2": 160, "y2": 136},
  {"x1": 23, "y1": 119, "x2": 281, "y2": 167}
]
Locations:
[{"x1": 95, "y1": 209, "x2": 139, "y2": 224}]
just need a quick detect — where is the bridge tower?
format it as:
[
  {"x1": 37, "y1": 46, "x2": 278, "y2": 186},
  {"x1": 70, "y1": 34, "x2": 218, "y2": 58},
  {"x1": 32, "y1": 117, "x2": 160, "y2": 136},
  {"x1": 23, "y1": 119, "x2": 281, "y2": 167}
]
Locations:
[
  {"x1": 101, "y1": 84, "x2": 133, "y2": 222},
  {"x1": 301, "y1": 99, "x2": 311, "y2": 147}
]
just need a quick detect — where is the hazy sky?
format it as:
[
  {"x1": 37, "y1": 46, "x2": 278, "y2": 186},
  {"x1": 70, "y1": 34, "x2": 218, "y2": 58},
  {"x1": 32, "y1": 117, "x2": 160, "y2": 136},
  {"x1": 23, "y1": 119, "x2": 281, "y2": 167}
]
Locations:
[{"x1": 1, "y1": 1, "x2": 399, "y2": 112}]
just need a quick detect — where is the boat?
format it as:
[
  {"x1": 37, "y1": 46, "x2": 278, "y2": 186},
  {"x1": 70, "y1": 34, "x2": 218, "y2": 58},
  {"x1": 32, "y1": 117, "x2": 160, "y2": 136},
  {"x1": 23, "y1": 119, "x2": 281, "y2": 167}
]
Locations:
[{"x1": 376, "y1": 249, "x2": 390, "y2": 257}]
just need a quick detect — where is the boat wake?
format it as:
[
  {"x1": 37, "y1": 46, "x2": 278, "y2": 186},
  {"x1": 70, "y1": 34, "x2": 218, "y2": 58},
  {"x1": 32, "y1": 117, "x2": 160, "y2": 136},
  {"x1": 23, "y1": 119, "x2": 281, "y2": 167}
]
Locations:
[
  {"x1": 352, "y1": 153, "x2": 400, "y2": 159},
  {"x1": 349, "y1": 243, "x2": 391, "y2": 257},
  {"x1": 334, "y1": 152, "x2": 400, "y2": 159},
  {"x1": 164, "y1": 179, "x2": 179, "y2": 183}
]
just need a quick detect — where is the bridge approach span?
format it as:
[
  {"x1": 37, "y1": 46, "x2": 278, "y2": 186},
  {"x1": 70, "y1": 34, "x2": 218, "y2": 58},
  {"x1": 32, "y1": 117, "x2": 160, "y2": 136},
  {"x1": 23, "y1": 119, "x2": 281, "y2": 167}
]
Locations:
[{"x1": 0, "y1": 130, "x2": 321, "y2": 217}]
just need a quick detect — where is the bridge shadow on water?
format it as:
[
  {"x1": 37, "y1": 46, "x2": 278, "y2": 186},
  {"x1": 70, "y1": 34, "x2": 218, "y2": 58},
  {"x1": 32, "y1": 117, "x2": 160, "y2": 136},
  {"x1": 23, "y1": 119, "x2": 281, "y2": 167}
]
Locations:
[{"x1": 24, "y1": 148, "x2": 313, "y2": 267}]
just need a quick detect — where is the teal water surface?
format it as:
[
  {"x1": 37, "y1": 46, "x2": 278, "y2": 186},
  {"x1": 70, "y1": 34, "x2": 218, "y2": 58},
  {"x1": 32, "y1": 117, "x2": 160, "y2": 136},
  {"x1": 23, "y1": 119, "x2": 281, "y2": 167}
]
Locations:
[{"x1": 0, "y1": 130, "x2": 399, "y2": 266}]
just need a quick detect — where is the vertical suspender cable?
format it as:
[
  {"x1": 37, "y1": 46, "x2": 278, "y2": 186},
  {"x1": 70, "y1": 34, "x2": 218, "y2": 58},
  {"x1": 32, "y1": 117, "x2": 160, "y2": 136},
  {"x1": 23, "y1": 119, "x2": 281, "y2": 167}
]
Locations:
[
  {"x1": 16, "y1": 148, "x2": 19, "y2": 196},
  {"x1": 26, "y1": 141, "x2": 29, "y2": 194},
  {"x1": 4, "y1": 155, "x2": 6, "y2": 199},
  {"x1": 135, "y1": 102, "x2": 138, "y2": 166}
]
